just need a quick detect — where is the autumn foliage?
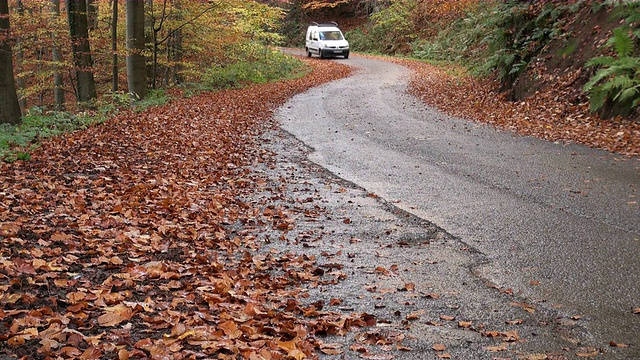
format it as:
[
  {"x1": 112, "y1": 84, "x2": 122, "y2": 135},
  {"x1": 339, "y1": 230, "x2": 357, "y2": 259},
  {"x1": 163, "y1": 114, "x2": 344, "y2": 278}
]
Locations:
[{"x1": 0, "y1": 59, "x2": 354, "y2": 359}]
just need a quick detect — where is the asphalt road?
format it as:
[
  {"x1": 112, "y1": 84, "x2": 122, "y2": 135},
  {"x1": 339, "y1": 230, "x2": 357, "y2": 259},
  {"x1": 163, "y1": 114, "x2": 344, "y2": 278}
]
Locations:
[{"x1": 276, "y1": 54, "x2": 640, "y2": 355}]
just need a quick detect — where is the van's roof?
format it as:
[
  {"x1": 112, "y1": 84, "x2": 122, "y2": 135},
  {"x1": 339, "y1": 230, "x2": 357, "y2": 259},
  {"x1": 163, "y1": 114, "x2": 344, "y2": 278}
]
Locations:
[
  {"x1": 309, "y1": 25, "x2": 341, "y2": 31},
  {"x1": 312, "y1": 21, "x2": 339, "y2": 28}
]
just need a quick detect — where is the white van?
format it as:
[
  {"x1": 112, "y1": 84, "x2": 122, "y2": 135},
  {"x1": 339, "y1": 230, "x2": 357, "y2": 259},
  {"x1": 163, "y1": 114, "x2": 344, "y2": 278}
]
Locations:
[{"x1": 305, "y1": 22, "x2": 350, "y2": 59}]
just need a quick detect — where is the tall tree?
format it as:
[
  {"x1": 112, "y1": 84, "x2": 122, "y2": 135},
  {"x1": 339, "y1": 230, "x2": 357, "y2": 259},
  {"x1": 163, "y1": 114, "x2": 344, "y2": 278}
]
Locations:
[
  {"x1": 87, "y1": 0, "x2": 98, "y2": 31},
  {"x1": 68, "y1": 0, "x2": 97, "y2": 104},
  {"x1": 15, "y1": 0, "x2": 26, "y2": 112},
  {"x1": 0, "y1": 0, "x2": 22, "y2": 125},
  {"x1": 127, "y1": 0, "x2": 147, "y2": 100},
  {"x1": 111, "y1": 0, "x2": 118, "y2": 92},
  {"x1": 51, "y1": 0, "x2": 65, "y2": 110}
]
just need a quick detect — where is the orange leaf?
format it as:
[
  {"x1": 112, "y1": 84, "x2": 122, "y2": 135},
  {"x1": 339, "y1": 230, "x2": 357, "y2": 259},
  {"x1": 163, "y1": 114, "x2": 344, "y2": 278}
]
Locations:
[
  {"x1": 98, "y1": 304, "x2": 133, "y2": 327},
  {"x1": 403, "y1": 283, "x2": 415, "y2": 291},
  {"x1": 432, "y1": 343, "x2": 446, "y2": 351},
  {"x1": 609, "y1": 341, "x2": 629, "y2": 348},
  {"x1": 486, "y1": 343, "x2": 508, "y2": 352},
  {"x1": 458, "y1": 321, "x2": 472, "y2": 328}
]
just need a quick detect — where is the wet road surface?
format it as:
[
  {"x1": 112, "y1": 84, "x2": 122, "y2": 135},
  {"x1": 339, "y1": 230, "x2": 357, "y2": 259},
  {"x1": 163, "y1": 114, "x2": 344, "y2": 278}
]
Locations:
[{"x1": 276, "y1": 54, "x2": 640, "y2": 356}]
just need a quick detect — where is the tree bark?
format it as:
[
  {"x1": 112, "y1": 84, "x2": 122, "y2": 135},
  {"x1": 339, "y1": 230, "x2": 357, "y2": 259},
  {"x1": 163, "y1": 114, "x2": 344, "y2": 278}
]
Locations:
[
  {"x1": 126, "y1": 0, "x2": 147, "y2": 100},
  {"x1": 87, "y1": 0, "x2": 98, "y2": 31},
  {"x1": 0, "y1": 0, "x2": 22, "y2": 125},
  {"x1": 15, "y1": 0, "x2": 26, "y2": 112},
  {"x1": 51, "y1": 0, "x2": 65, "y2": 110},
  {"x1": 111, "y1": 0, "x2": 118, "y2": 92},
  {"x1": 68, "y1": 0, "x2": 97, "y2": 104}
]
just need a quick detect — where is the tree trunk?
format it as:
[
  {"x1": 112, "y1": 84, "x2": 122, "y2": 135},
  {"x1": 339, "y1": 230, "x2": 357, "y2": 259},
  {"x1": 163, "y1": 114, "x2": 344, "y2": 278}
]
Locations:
[
  {"x1": 87, "y1": 0, "x2": 98, "y2": 31},
  {"x1": 51, "y1": 0, "x2": 65, "y2": 110},
  {"x1": 145, "y1": 0, "x2": 154, "y2": 87},
  {"x1": 127, "y1": 0, "x2": 147, "y2": 100},
  {"x1": 169, "y1": 0, "x2": 182, "y2": 85},
  {"x1": 0, "y1": 0, "x2": 22, "y2": 125},
  {"x1": 111, "y1": 0, "x2": 118, "y2": 92},
  {"x1": 68, "y1": 0, "x2": 97, "y2": 104},
  {"x1": 16, "y1": 0, "x2": 26, "y2": 112},
  {"x1": 172, "y1": 28, "x2": 183, "y2": 84}
]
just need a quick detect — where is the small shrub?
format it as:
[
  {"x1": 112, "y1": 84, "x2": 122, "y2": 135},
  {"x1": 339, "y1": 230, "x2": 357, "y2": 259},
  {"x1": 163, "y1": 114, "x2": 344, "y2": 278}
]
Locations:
[
  {"x1": 203, "y1": 45, "x2": 307, "y2": 90},
  {"x1": 584, "y1": 27, "x2": 640, "y2": 117},
  {"x1": 0, "y1": 108, "x2": 102, "y2": 162}
]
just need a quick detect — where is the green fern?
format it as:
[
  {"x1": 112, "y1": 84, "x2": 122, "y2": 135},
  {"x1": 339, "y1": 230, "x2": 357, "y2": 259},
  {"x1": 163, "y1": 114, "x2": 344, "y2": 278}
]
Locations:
[
  {"x1": 584, "y1": 3, "x2": 640, "y2": 118},
  {"x1": 608, "y1": 27, "x2": 634, "y2": 57}
]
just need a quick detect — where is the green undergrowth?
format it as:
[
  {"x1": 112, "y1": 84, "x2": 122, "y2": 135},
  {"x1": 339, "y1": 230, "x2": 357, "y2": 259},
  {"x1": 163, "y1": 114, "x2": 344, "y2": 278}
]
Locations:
[
  {"x1": 1, "y1": 48, "x2": 308, "y2": 163},
  {"x1": 202, "y1": 45, "x2": 309, "y2": 90},
  {"x1": 0, "y1": 110, "x2": 98, "y2": 162},
  {"x1": 347, "y1": 0, "x2": 639, "y2": 119}
]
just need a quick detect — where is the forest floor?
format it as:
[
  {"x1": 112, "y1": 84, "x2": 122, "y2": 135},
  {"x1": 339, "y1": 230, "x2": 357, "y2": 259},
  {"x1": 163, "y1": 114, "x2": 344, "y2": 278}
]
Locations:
[
  {"x1": 396, "y1": 56, "x2": 640, "y2": 158},
  {"x1": 0, "y1": 52, "x2": 637, "y2": 359}
]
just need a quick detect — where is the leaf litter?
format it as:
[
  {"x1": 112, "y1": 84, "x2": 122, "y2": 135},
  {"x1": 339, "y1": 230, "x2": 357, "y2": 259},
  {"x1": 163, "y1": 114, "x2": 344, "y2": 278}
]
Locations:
[{"x1": 1, "y1": 54, "x2": 637, "y2": 359}]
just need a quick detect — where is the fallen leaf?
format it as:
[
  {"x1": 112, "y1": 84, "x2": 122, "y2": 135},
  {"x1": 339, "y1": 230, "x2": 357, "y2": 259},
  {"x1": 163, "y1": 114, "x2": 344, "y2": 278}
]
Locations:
[
  {"x1": 458, "y1": 321, "x2": 472, "y2": 328},
  {"x1": 486, "y1": 343, "x2": 509, "y2": 352},
  {"x1": 359, "y1": 353, "x2": 394, "y2": 360},
  {"x1": 97, "y1": 305, "x2": 133, "y2": 327},
  {"x1": 523, "y1": 354, "x2": 548, "y2": 360},
  {"x1": 432, "y1": 343, "x2": 446, "y2": 351},
  {"x1": 510, "y1": 301, "x2": 536, "y2": 313},
  {"x1": 406, "y1": 310, "x2": 425, "y2": 320},
  {"x1": 439, "y1": 315, "x2": 455, "y2": 321},
  {"x1": 436, "y1": 353, "x2": 452, "y2": 359},
  {"x1": 320, "y1": 342, "x2": 343, "y2": 355},
  {"x1": 423, "y1": 292, "x2": 440, "y2": 299},
  {"x1": 609, "y1": 341, "x2": 629, "y2": 348},
  {"x1": 403, "y1": 283, "x2": 415, "y2": 291},
  {"x1": 576, "y1": 347, "x2": 599, "y2": 357}
]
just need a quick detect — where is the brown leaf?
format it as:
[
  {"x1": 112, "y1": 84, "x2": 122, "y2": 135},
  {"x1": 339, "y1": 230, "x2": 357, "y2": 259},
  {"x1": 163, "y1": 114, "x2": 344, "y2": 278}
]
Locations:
[
  {"x1": 98, "y1": 305, "x2": 133, "y2": 327},
  {"x1": 576, "y1": 347, "x2": 599, "y2": 357},
  {"x1": 359, "y1": 353, "x2": 394, "y2": 360},
  {"x1": 439, "y1": 315, "x2": 455, "y2": 321},
  {"x1": 423, "y1": 292, "x2": 440, "y2": 299},
  {"x1": 510, "y1": 301, "x2": 536, "y2": 313},
  {"x1": 403, "y1": 283, "x2": 415, "y2": 291},
  {"x1": 523, "y1": 355, "x2": 548, "y2": 360},
  {"x1": 406, "y1": 310, "x2": 425, "y2": 320},
  {"x1": 458, "y1": 321, "x2": 472, "y2": 328},
  {"x1": 486, "y1": 343, "x2": 509, "y2": 352},
  {"x1": 432, "y1": 343, "x2": 446, "y2": 351},
  {"x1": 609, "y1": 341, "x2": 629, "y2": 348},
  {"x1": 436, "y1": 353, "x2": 452, "y2": 359}
]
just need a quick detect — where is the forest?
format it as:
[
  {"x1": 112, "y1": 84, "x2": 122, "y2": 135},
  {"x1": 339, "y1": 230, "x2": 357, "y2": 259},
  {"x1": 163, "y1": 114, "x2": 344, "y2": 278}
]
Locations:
[
  {"x1": 2, "y1": 0, "x2": 639, "y2": 161},
  {"x1": 0, "y1": 1, "x2": 638, "y2": 359},
  {"x1": 0, "y1": 0, "x2": 292, "y2": 122}
]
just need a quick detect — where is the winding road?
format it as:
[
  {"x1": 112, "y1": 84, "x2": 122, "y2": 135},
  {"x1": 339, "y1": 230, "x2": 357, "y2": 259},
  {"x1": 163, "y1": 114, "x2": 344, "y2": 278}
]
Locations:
[{"x1": 276, "y1": 54, "x2": 640, "y2": 355}]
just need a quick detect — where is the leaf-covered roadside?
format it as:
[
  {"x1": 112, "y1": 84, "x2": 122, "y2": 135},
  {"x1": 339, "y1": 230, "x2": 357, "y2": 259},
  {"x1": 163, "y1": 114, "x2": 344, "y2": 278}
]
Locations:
[
  {"x1": 396, "y1": 59, "x2": 640, "y2": 158},
  {"x1": 0, "y1": 59, "x2": 353, "y2": 359}
]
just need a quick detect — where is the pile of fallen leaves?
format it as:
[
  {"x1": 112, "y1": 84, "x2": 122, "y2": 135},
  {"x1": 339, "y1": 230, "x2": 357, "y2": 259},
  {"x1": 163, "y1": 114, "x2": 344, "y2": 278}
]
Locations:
[
  {"x1": 395, "y1": 59, "x2": 640, "y2": 158},
  {"x1": 0, "y1": 59, "x2": 355, "y2": 359}
]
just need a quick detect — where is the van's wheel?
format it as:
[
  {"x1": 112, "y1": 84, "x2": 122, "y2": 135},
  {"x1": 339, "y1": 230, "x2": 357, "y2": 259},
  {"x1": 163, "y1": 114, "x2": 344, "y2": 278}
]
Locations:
[
  {"x1": 306, "y1": 49, "x2": 311, "y2": 57},
  {"x1": 319, "y1": 51, "x2": 324, "y2": 59},
  {"x1": 344, "y1": 53, "x2": 349, "y2": 59}
]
